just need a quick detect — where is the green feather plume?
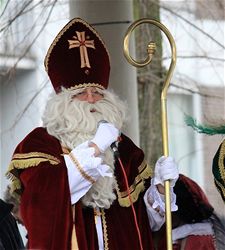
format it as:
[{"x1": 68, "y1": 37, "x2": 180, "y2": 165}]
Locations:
[{"x1": 185, "y1": 115, "x2": 225, "y2": 135}]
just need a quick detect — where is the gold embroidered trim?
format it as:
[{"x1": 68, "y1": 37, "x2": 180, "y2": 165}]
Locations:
[
  {"x1": 118, "y1": 161, "x2": 152, "y2": 197},
  {"x1": 5, "y1": 152, "x2": 61, "y2": 196},
  {"x1": 218, "y1": 140, "x2": 225, "y2": 183},
  {"x1": 68, "y1": 31, "x2": 95, "y2": 69},
  {"x1": 69, "y1": 152, "x2": 95, "y2": 184},
  {"x1": 101, "y1": 209, "x2": 109, "y2": 250},
  {"x1": 116, "y1": 161, "x2": 153, "y2": 207},
  {"x1": 44, "y1": 18, "x2": 110, "y2": 72},
  {"x1": 6, "y1": 152, "x2": 60, "y2": 174},
  {"x1": 67, "y1": 83, "x2": 105, "y2": 91},
  {"x1": 214, "y1": 179, "x2": 225, "y2": 199}
]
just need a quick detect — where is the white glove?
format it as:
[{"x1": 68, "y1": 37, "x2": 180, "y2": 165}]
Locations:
[
  {"x1": 69, "y1": 141, "x2": 112, "y2": 181},
  {"x1": 64, "y1": 141, "x2": 113, "y2": 204},
  {"x1": 91, "y1": 122, "x2": 119, "y2": 153},
  {"x1": 153, "y1": 156, "x2": 179, "y2": 187}
]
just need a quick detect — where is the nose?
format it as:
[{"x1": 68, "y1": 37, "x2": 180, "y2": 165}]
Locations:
[{"x1": 86, "y1": 92, "x2": 96, "y2": 103}]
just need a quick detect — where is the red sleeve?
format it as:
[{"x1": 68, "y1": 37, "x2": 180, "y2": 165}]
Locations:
[
  {"x1": 20, "y1": 163, "x2": 73, "y2": 250},
  {"x1": 8, "y1": 127, "x2": 73, "y2": 250}
]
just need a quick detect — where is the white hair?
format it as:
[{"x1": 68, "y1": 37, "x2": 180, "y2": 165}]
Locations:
[{"x1": 42, "y1": 87, "x2": 128, "y2": 208}]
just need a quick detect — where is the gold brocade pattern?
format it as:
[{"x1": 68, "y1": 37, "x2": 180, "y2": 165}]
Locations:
[
  {"x1": 215, "y1": 179, "x2": 225, "y2": 198},
  {"x1": 101, "y1": 209, "x2": 109, "y2": 250},
  {"x1": 116, "y1": 161, "x2": 153, "y2": 207}
]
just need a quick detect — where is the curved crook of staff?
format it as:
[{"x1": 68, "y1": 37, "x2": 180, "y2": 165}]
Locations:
[{"x1": 123, "y1": 18, "x2": 177, "y2": 250}]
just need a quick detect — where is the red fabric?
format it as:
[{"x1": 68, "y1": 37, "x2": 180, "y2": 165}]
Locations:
[
  {"x1": 173, "y1": 174, "x2": 214, "y2": 224},
  {"x1": 178, "y1": 174, "x2": 213, "y2": 210},
  {"x1": 155, "y1": 174, "x2": 216, "y2": 250},
  {"x1": 115, "y1": 134, "x2": 145, "y2": 192},
  {"x1": 157, "y1": 231, "x2": 216, "y2": 250},
  {"x1": 74, "y1": 203, "x2": 99, "y2": 250},
  {"x1": 104, "y1": 190, "x2": 153, "y2": 249},
  {"x1": 103, "y1": 134, "x2": 153, "y2": 249},
  {"x1": 11, "y1": 128, "x2": 154, "y2": 250},
  {"x1": 183, "y1": 235, "x2": 215, "y2": 250},
  {"x1": 17, "y1": 128, "x2": 73, "y2": 250},
  {"x1": 44, "y1": 18, "x2": 110, "y2": 93}
]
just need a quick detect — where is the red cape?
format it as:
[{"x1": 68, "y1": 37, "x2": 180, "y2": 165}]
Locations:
[{"x1": 7, "y1": 127, "x2": 154, "y2": 250}]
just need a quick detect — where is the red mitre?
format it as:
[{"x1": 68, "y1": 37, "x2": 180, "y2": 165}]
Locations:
[{"x1": 44, "y1": 17, "x2": 110, "y2": 93}]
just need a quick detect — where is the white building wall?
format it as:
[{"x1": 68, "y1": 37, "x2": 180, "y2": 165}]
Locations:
[
  {"x1": 69, "y1": 0, "x2": 140, "y2": 145},
  {"x1": 159, "y1": 2, "x2": 224, "y2": 175},
  {"x1": 160, "y1": 1, "x2": 224, "y2": 217},
  {"x1": 0, "y1": 3, "x2": 70, "y2": 197},
  {"x1": 0, "y1": 2, "x2": 70, "y2": 244}
]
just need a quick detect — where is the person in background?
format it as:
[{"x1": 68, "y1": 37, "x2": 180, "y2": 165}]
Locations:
[
  {"x1": 212, "y1": 141, "x2": 225, "y2": 202},
  {"x1": 6, "y1": 17, "x2": 179, "y2": 250},
  {"x1": 0, "y1": 198, "x2": 25, "y2": 250},
  {"x1": 4, "y1": 185, "x2": 23, "y2": 225},
  {"x1": 185, "y1": 115, "x2": 225, "y2": 202},
  {"x1": 154, "y1": 174, "x2": 225, "y2": 250}
]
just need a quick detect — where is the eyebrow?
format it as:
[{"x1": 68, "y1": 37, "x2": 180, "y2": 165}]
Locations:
[{"x1": 73, "y1": 88, "x2": 103, "y2": 94}]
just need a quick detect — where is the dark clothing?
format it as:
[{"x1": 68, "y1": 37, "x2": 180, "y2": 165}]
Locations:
[{"x1": 0, "y1": 199, "x2": 24, "y2": 250}]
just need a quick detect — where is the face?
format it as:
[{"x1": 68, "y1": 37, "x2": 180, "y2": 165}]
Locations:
[{"x1": 72, "y1": 87, "x2": 104, "y2": 103}]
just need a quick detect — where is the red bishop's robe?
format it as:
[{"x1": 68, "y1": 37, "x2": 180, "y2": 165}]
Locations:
[{"x1": 6, "y1": 127, "x2": 154, "y2": 250}]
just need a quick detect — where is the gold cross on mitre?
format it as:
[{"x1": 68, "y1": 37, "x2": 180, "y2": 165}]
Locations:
[{"x1": 68, "y1": 31, "x2": 95, "y2": 68}]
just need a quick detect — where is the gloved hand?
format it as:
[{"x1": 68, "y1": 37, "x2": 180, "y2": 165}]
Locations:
[
  {"x1": 153, "y1": 156, "x2": 179, "y2": 187},
  {"x1": 64, "y1": 141, "x2": 112, "y2": 182},
  {"x1": 91, "y1": 122, "x2": 119, "y2": 153},
  {"x1": 70, "y1": 141, "x2": 112, "y2": 180},
  {"x1": 64, "y1": 141, "x2": 113, "y2": 204}
]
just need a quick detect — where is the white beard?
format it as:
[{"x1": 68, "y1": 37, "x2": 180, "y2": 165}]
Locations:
[{"x1": 42, "y1": 88, "x2": 128, "y2": 209}]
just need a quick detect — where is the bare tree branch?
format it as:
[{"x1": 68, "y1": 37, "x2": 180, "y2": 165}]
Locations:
[
  {"x1": 0, "y1": 0, "x2": 10, "y2": 18},
  {"x1": 170, "y1": 83, "x2": 223, "y2": 99},
  {"x1": 163, "y1": 55, "x2": 224, "y2": 62},
  {"x1": 2, "y1": 80, "x2": 49, "y2": 132},
  {"x1": 159, "y1": 3, "x2": 225, "y2": 49},
  {"x1": 4, "y1": 0, "x2": 58, "y2": 77},
  {"x1": 0, "y1": 0, "x2": 34, "y2": 33}
]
